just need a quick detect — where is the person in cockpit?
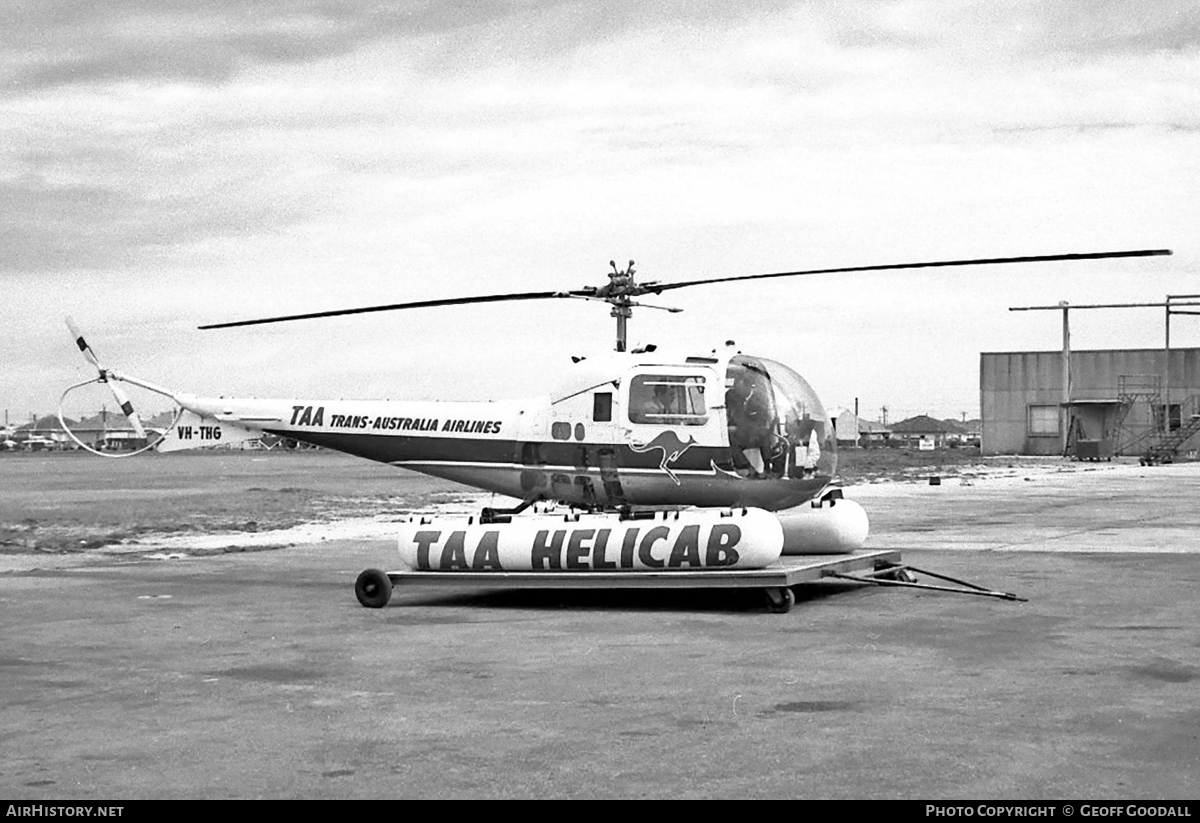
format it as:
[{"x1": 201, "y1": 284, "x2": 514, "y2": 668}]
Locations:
[
  {"x1": 726, "y1": 370, "x2": 776, "y2": 477},
  {"x1": 631, "y1": 382, "x2": 677, "y2": 424}
]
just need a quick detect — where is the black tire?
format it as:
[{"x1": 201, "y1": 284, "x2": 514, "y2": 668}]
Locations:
[
  {"x1": 766, "y1": 586, "x2": 795, "y2": 614},
  {"x1": 355, "y1": 568, "x2": 392, "y2": 609}
]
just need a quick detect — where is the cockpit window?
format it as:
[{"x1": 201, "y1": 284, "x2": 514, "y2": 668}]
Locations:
[
  {"x1": 724, "y1": 355, "x2": 834, "y2": 479},
  {"x1": 628, "y1": 374, "x2": 708, "y2": 425}
]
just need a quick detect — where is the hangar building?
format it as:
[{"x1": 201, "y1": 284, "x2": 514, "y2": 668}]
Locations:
[{"x1": 980, "y1": 347, "x2": 1200, "y2": 457}]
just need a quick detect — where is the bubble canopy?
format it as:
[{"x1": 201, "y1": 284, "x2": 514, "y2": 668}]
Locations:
[{"x1": 724, "y1": 354, "x2": 836, "y2": 481}]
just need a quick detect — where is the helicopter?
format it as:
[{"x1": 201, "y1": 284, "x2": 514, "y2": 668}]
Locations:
[{"x1": 62, "y1": 249, "x2": 1171, "y2": 586}]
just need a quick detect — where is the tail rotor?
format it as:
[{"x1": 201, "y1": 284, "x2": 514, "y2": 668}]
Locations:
[{"x1": 64, "y1": 316, "x2": 148, "y2": 442}]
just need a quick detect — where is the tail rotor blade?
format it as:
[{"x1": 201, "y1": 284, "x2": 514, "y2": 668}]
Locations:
[
  {"x1": 106, "y1": 381, "x2": 147, "y2": 439},
  {"x1": 65, "y1": 316, "x2": 101, "y2": 369},
  {"x1": 64, "y1": 317, "x2": 146, "y2": 439}
]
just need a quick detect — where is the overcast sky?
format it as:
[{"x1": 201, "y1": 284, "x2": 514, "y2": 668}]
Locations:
[{"x1": 2, "y1": 0, "x2": 1195, "y2": 426}]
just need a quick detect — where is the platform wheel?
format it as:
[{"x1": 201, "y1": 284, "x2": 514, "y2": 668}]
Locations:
[
  {"x1": 765, "y1": 586, "x2": 795, "y2": 614},
  {"x1": 355, "y1": 568, "x2": 393, "y2": 609},
  {"x1": 879, "y1": 567, "x2": 917, "y2": 583}
]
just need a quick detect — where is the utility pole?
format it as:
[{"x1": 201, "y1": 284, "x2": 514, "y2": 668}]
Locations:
[
  {"x1": 1061, "y1": 301, "x2": 1071, "y2": 453},
  {"x1": 1166, "y1": 298, "x2": 1172, "y2": 433}
]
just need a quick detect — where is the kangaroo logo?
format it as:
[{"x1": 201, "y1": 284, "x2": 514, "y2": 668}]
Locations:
[{"x1": 629, "y1": 431, "x2": 697, "y2": 485}]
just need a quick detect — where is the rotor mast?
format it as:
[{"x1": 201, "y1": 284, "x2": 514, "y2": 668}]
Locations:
[
  {"x1": 607, "y1": 260, "x2": 635, "y2": 352},
  {"x1": 595, "y1": 260, "x2": 682, "y2": 351}
]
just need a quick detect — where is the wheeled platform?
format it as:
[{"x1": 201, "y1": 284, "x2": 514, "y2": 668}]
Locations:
[{"x1": 355, "y1": 549, "x2": 904, "y2": 613}]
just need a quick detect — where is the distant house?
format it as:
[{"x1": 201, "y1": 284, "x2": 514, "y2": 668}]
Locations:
[
  {"x1": 954, "y1": 418, "x2": 982, "y2": 445},
  {"x1": 828, "y1": 407, "x2": 858, "y2": 445},
  {"x1": 25, "y1": 411, "x2": 171, "y2": 451},
  {"x1": 889, "y1": 415, "x2": 960, "y2": 448},
  {"x1": 14, "y1": 415, "x2": 77, "y2": 450},
  {"x1": 829, "y1": 407, "x2": 892, "y2": 447},
  {"x1": 858, "y1": 418, "x2": 893, "y2": 446}
]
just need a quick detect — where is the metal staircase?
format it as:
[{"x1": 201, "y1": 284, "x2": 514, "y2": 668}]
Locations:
[
  {"x1": 1113, "y1": 375, "x2": 1160, "y2": 457},
  {"x1": 1141, "y1": 394, "x2": 1200, "y2": 465}
]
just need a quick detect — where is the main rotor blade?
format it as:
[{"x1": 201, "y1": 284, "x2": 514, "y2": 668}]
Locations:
[
  {"x1": 199, "y1": 290, "x2": 585, "y2": 329},
  {"x1": 647, "y1": 249, "x2": 1172, "y2": 294},
  {"x1": 200, "y1": 248, "x2": 1171, "y2": 329}
]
